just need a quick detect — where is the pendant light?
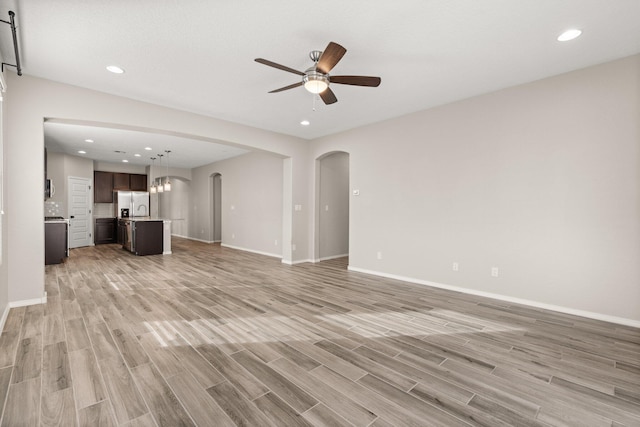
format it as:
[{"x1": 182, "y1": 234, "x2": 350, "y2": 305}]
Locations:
[
  {"x1": 149, "y1": 157, "x2": 157, "y2": 194},
  {"x1": 156, "y1": 154, "x2": 164, "y2": 193},
  {"x1": 164, "y1": 150, "x2": 172, "y2": 192}
]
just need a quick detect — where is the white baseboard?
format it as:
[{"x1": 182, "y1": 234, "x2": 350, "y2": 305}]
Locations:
[
  {"x1": 282, "y1": 258, "x2": 313, "y2": 265},
  {"x1": 221, "y1": 243, "x2": 281, "y2": 259},
  {"x1": 0, "y1": 303, "x2": 9, "y2": 333},
  {"x1": 8, "y1": 293, "x2": 48, "y2": 309},
  {"x1": 347, "y1": 266, "x2": 640, "y2": 328},
  {"x1": 172, "y1": 234, "x2": 215, "y2": 244},
  {"x1": 318, "y1": 253, "x2": 349, "y2": 262}
]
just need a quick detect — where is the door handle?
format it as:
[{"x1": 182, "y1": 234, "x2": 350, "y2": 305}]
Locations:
[{"x1": 70, "y1": 216, "x2": 75, "y2": 219}]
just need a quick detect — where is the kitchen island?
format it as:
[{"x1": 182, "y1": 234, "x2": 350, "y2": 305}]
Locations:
[{"x1": 118, "y1": 218, "x2": 171, "y2": 256}]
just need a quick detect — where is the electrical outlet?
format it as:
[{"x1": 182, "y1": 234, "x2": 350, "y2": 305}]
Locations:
[
  {"x1": 377, "y1": 251, "x2": 382, "y2": 260},
  {"x1": 275, "y1": 239, "x2": 278, "y2": 246},
  {"x1": 231, "y1": 233, "x2": 235, "y2": 239},
  {"x1": 292, "y1": 243, "x2": 296, "y2": 251},
  {"x1": 325, "y1": 205, "x2": 329, "y2": 211},
  {"x1": 452, "y1": 262, "x2": 459, "y2": 271},
  {"x1": 491, "y1": 267, "x2": 499, "y2": 277}
]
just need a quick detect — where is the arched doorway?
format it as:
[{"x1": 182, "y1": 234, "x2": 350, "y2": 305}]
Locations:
[
  {"x1": 210, "y1": 173, "x2": 222, "y2": 242},
  {"x1": 316, "y1": 151, "x2": 350, "y2": 262}
]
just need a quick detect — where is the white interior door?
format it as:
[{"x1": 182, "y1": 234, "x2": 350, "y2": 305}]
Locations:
[{"x1": 68, "y1": 176, "x2": 92, "y2": 248}]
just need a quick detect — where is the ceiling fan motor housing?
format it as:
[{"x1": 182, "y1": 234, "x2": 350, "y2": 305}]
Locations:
[{"x1": 303, "y1": 69, "x2": 329, "y2": 94}]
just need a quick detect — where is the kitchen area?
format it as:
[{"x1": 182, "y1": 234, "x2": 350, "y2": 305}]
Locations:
[
  {"x1": 94, "y1": 170, "x2": 172, "y2": 257},
  {"x1": 44, "y1": 149, "x2": 172, "y2": 264}
]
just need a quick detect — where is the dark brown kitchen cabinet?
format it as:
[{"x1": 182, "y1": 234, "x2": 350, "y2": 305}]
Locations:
[
  {"x1": 45, "y1": 222, "x2": 68, "y2": 265},
  {"x1": 129, "y1": 174, "x2": 147, "y2": 191},
  {"x1": 113, "y1": 173, "x2": 130, "y2": 190},
  {"x1": 94, "y1": 171, "x2": 114, "y2": 203},
  {"x1": 95, "y1": 218, "x2": 117, "y2": 244},
  {"x1": 95, "y1": 172, "x2": 148, "y2": 201}
]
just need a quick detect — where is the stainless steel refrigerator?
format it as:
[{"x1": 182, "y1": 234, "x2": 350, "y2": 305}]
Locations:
[{"x1": 116, "y1": 191, "x2": 150, "y2": 218}]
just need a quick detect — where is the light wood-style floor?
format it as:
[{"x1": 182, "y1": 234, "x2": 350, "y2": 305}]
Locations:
[{"x1": 1, "y1": 238, "x2": 639, "y2": 426}]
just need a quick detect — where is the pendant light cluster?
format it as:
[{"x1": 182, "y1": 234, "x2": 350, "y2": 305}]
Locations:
[{"x1": 149, "y1": 150, "x2": 172, "y2": 193}]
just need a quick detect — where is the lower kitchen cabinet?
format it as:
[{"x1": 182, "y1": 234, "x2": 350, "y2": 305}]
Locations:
[
  {"x1": 45, "y1": 222, "x2": 68, "y2": 265},
  {"x1": 95, "y1": 218, "x2": 117, "y2": 244}
]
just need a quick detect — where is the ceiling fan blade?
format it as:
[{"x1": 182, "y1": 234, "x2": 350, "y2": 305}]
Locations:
[
  {"x1": 255, "y1": 58, "x2": 305, "y2": 76},
  {"x1": 330, "y1": 75, "x2": 381, "y2": 87},
  {"x1": 316, "y1": 42, "x2": 347, "y2": 74},
  {"x1": 319, "y1": 87, "x2": 338, "y2": 105},
  {"x1": 268, "y1": 82, "x2": 303, "y2": 93}
]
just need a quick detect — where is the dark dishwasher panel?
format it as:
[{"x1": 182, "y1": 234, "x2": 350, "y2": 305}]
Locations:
[{"x1": 134, "y1": 221, "x2": 163, "y2": 256}]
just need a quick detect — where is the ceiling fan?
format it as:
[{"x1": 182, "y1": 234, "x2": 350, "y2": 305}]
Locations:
[{"x1": 255, "y1": 41, "x2": 381, "y2": 105}]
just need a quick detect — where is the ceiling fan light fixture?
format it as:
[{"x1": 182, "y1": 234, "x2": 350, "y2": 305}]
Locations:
[{"x1": 303, "y1": 71, "x2": 329, "y2": 94}]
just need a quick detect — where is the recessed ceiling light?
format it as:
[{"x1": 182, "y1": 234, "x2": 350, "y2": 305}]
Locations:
[
  {"x1": 134, "y1": 153, "x2": 141, "y2": 157},
  {"x1": 557, "y1": 29, "x2": 582, "y2": 42},
  {"x1": 85, "y1": 139, "x2": 94, "y2": 143},
  {"x1": 300, "y1": 120, "x2": 310, "y2": 126},
  {"x1": 106, "y1": 65, "x2": 125, "y2": 74},
  {"x1": 122, "y1": 159, "x2": 129, "y2": 163},
  {"x1": 144, "y1": 147, "x2": 152, "y2": 151},
  {"x1": 78, "y1": 150, "x2": 86, "y2": 154}
]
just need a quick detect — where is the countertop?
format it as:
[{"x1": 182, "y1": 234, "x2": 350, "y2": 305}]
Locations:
[{"x1": 45, "y1": 217, "x2": 70, "y2": 224}]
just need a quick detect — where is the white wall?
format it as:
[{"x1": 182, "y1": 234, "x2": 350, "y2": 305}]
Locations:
[
  {"x1": 2, "y1": 72, "x2": 308, "y2": 305},
  {"x1": 0, "y1": 90, "x2": 6, "y2": 320},
  {"x1": 158, "y1": 177, "x2": 190, "y2": 237},
  {"x1": 318, "y1": 152, "x2": 349, "y2": 260},
  {"x1": 311, "y1": 54, "x2": 640, "y2": 323},
  {"x1": 191, "y1": 151, "x2": 284, "y2": 257}
]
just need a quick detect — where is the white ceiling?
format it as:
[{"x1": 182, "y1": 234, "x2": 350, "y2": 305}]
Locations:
[{"x1": 2, "y1": 0, "x2": 640, "y2": 163}]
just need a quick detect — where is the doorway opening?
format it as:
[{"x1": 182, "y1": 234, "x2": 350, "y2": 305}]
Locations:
[
  {"x1": 316, "y1": 151, "x2": 350, "y2": 266},
  {"x1": 210, "y1": 173, "x2": 222, "y2": 243}
]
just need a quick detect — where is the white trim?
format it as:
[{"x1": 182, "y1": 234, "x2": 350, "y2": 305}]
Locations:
[
  {"x1": 0, "y1": 303, "x2": 9, "y2": 332},
  {"x1": 347, "y1": 266, "x2": 640, "y2": 328},
  {"x1": 221, "y1": 243, "x2": 281, "y2": 259},
  {"x1": 8, "y1": 294, "x2": 48, "y2": 309},
  {"x1": 282, "y1": 258, "x2": 313, "y2": 265},
  {"x1": 173, "y1": 234, "x2": 212, "y2": 244},
  {"x1": 318, "y1": 253, "x2": 348, "y2": 262}
]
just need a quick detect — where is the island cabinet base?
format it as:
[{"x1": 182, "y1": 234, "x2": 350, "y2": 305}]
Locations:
[{"x1": 133, "y1": 220, "x2": 164, "y2": 256}]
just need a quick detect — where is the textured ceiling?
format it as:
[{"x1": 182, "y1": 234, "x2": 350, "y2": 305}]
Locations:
[{"x1": 1, "y1": 0, "x2": 640, "y2": 160}]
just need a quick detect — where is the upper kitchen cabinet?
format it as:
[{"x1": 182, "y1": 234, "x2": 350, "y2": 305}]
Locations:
[
  {"x1": 95, "y1": 171, "x2": 148, "y2": 202},
  {"x1": 94, "y1": 171, "x2": 114, "y2": 203},
  {"x1": 113, "y1": 173, "x2": 130, "y2": 190},
  {"x1": 130, "y1": 174, "x2": 147, "y2": 191}
]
